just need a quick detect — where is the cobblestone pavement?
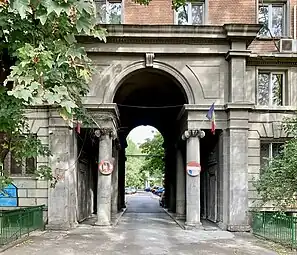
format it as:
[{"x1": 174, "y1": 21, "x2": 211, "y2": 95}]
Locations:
[{"x1": 1, "y1": 192, "x2": 291, "y2": 255}]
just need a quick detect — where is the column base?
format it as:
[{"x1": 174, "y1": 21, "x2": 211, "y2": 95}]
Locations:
[
  {"x1": 227, "y1": 224, "x2": 251, "y2": 232},
  {"x1": 185, "y1": 221, "x2": 203, "y2": 230},
  {"x1": 94, "y1": 221, "x2": 111, "y2": 227},
  {"x1": 46, "y1": 222, "x2": 72, "y2": 231},
  {"x1": 175, "y1": 214, "x2": 186, "y2": 220}
]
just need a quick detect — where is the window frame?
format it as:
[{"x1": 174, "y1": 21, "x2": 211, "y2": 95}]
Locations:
[
  {"x1": 95, "y1": 0, "x2": 124, "y2": 24},
  {"x1": 260, "y1": 141, "x2": 285, "y2": 172},
  {"x1": 4, "y1": 151, "x2": 37, "y2": 176},
  {"x1": 174, "y1": 0, "x2": 206, "y2": 25},
  {"x1": 256, "y1": 69, "x2": 287, "y2": 106},
  {"x1": 257, "y1": 0, "x2": 290, "y2": 37}
]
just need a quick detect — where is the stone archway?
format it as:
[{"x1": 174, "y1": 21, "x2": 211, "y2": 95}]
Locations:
[
  {"x1": 110, "y1": 66, "x2": 190, "y2": 222},
  {"x1": 102, "y1": 60, "x2": 196, "y2": 104}
]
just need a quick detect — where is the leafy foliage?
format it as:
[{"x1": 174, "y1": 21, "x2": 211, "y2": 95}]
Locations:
[
  {"x1": 0, "y1": 0, "x2": 187, "y2": 189},
  {"x1": 135, "y1": 0, "x2": 187, "y2": 11},
  {"x1": 1, "y1": 0, "x2": 106, "y2": 118},
  {"x1": 139, "y1": 132, "x2": 164, "y2": 178},
  {"x1": 125, "y1": 138, "x2": 145, "y2": 187},
  {"x1": 255, "y1": 116, "x2": 297, "y2": 210},
  {"x1": 0, "y1": 0, "x2": 107, "y2": 187}
]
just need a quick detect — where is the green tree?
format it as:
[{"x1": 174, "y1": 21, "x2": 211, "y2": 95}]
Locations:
[
  {"x1": 125, "y1": 138, "x2": 145, "y2": 187},
  {"x1": 0, "y1": 0, "x2": 106, "y2": 187},
  {"x1": 0, "y1": 0, "x2": 187, "y2": 188},
  {"x1": 139, "y1": 132, "x2": 164, "y2": 179},
  {"x1": 255, "y1": 116, "x2": 297, "y2": 210}
]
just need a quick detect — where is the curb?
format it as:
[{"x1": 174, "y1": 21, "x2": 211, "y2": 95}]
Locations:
[
  {"x1": 112, "y1": 208, "x2": 127, "y2": 227},
  {"x1": 163, "y1": 209, "x2": 186, "y2": 230}
]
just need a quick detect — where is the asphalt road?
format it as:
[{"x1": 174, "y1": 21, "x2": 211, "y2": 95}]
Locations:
[{"x1": 1, "y1": 192, "x2": 288, "y2": 255}]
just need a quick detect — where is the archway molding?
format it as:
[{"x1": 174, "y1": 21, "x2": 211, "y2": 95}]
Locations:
[{"x1": 102, "y1": 60, "x2": 196, "y2": 104}]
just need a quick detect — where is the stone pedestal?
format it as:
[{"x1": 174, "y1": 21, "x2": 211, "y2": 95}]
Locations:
[
  {"x1": 176, "y1": 149, "x2": 185, "y2": 218},
  {"x1": 47, "y1": 113, "x2": 77, "y2": 230},
  {"x1": 184, "y1": 130, "x2": 203, "y2": 228},
  {"x1": 96, "y1": 130, "x2": 113, "y2": 226},
  {"x1": 224, "y1": 109, "x2": 250, "y2": 231}
]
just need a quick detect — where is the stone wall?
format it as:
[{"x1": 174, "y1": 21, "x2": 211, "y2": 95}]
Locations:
[
  {"x1": 12, "y1": 178, "x2": 48, "y2": 207},
  {"x1": 246, "y1": 65, "x2": 297, "y2": 210},
  {"x1": 248, "y1": 112, "x2": 295, "y2": 210}
]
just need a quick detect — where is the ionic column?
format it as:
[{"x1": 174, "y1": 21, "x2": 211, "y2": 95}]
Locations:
[
  {"x1": 95, "y1": 128, "x2": 115, "y2": 226},
  {"x1": 176, "y1": 148, "x2": 185, "y2": 218},
  {"x1": 182, "y1": 129, "x2": 205, "y2": 228}
]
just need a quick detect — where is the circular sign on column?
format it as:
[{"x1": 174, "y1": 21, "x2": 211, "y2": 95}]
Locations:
[
  {"x1": 98, "y1": 160, "x2": 113, "y2": 175},
  {"x1": 186, "y1": 161, "x2": 201, "y2": 177}
]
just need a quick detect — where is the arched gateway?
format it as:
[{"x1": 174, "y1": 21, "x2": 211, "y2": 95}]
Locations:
[{"x1": 47, "y1": 24, "x2": 260, "y2": 232}]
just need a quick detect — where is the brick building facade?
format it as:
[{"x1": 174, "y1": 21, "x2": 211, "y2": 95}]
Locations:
[{"x1": 3, "y1": 0, "x2": 297, "y2": 231}]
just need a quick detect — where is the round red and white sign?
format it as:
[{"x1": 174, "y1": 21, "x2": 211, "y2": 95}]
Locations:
[
  {"x1": 98, "y1": 160, "x2": 113, "y2": 175},
  {"x1": 186, "y1": 161, "x2": 201, "y2": 177}
]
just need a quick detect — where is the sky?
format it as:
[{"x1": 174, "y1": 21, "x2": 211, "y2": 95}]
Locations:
[{"x1": 127, "y1": 125, "x2": 158, "y2": 145}]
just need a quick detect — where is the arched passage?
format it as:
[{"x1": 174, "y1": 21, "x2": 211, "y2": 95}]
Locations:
[{"x1": 114, "y1": 68, "x2": 189, "y2": 215}]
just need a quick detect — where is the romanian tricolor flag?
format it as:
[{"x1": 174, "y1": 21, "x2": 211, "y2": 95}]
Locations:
[{"x1": 206, "y1": 103, "x2": 216, "y2": 135}]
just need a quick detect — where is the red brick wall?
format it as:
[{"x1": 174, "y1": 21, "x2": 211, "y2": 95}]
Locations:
[
  {"x1": 208, "y1": 0, "x2": 256, "y2": 25},
  {"x1": 122, "y1": 0, "x2": 297, "y2": 49},
  {"x1": 289, "y1": 0, "x2": 297, "y2": 38},
  {"x1": 248, "y1": 40, "x2": 278, "y2": 53},
  {"x1": 124, "y1": 0, "x2": 174, "y2": 25}
]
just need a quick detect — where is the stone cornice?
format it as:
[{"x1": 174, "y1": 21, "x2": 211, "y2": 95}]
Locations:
[
  {"x1": 78, "y1": 24, "x2": 260, "y2": 48},
  {"x1": 86, "y1": 103, "x2": 120, "y2": 129},
  {"x1": 226, "y1": 50, "x2": 252, "y2": 60},
  {"x1": 223, "y1": 24, "x2": 261, "y2": 44},
  {"x1": 247, "y1": 53, "x2": 297, "y2": 65},
  {"x1": 224, "y1": 102, "x2": 254, "y2": 110}
]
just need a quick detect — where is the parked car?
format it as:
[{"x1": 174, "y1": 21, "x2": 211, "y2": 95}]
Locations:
[
  {"x1": 131, "y1": 187, "x2": 137, "y2": 193},
  {"x1": 144, "y1": 187, "x2": 151, "y2": 192},
  {"x1": 125, "y1": 187, "x2": 133, "y2": 194},
  {"x1": 151, "y1": 186, "x2": 159, "y2": 193},
  {"x1": 155, "y1": 187, "x2": 165, "y2": 196}
]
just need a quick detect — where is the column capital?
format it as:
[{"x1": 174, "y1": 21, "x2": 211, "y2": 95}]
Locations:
[
  {"x1": 181, "y1": 129, "x2": 205, "y2": 140},
  {"x1": 94, "y1": 128, "x2": 117, "y2": 140}
]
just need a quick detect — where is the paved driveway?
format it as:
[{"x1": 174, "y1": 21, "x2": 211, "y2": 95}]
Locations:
[{"x1": 1, "y1": 192, "x2": 288, "y2": 255}]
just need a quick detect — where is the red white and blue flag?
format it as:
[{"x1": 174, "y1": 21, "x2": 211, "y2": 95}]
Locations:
[{"x1": 206, "y1": 103, "x2": 216, "y2": 135}]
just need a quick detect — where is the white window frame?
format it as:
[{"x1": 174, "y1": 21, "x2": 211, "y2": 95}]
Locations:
[
  {"x1": 174, "y1": 1, "x2": 205, "y2": 25},
  {"x1": 257, "y1": 0, "x2": 289, "y2": 37},
  {"x1": 260, "y1": 141, "x2": 284, "y2": 170},
  {"x1": 95, "y1": 0, "x2": 123, "y2": 24},
  {"x1": 257, "y1": 70, "x2": 286, "y2": 106}
]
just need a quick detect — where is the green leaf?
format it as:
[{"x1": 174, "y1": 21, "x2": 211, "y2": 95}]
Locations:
[
  {"x1": 11, "y1": 0, "x2": 32, "y2": 19},
  {"x1": 93, "y1": 28, "x2": 107, "y2": 42},
  {"x1": 37, "y1": 13, "x2": 48, "y2": 25},
  {"x1": 64, "y1": 34, "x2": 76, "y2": 45},
  {"x1": 76, "y1": 17, "x2": 91, "y2": 34},
  {"x1": 29, "y1": 81, "x2": 40, "y2": 90},
  {"x1": 60, "y1": 100, "x2": 77, "y2": 114},
  {"x1": 76, "y1": 0, "x2": 94, "y2": 15}
]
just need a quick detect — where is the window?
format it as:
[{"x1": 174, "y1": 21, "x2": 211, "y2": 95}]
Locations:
[
  {"x1": 260, "y1": 142, "x2": 283, "y2": 168},
  {"x1": 175, "y1": 1, "x2": 204, "y2": 25},
  {"x1": 95, "y1": 0, "x2": 122, "y2": 24},
  {"x1": 257, "y1": 71, "x2": 285, "y2": 106},
  {"x1": 4, "y1": 152, "x2": 36, "y2": 176},
  {"x1": 258, "y1": 1, "x2": 287, "y2": 37}
]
